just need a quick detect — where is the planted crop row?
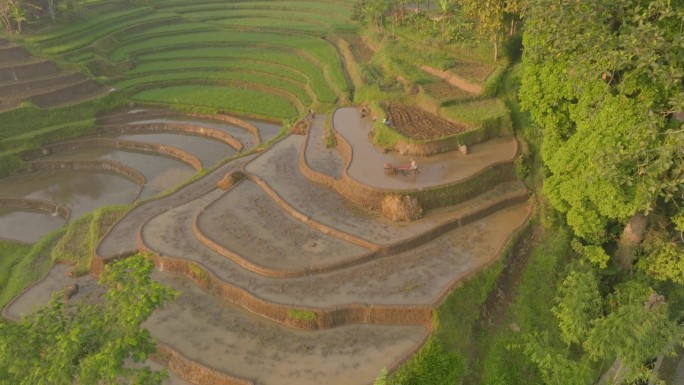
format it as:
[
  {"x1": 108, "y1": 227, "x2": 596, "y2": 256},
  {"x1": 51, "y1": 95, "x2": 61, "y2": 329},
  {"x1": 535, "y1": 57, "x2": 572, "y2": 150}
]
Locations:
[
  {"x1": 183, "y1": 8, "x2": 349, "y2": 30},
  {"x1": 24, "y1": 7, "x2": 145, "y2": 44},
  {"x1": 107, "y1": 31, "x2": 347, "y2": 88},
  {"x1": 132, "y1": 85, "x2": 298, "y2": 120},
  {"x1": 162, "y1": 0, "x2": 351, "y2": 19},
  {"x1": 137, "y1": 46, "x2": 339, "y2": 103},
  {"x1": 127, "y1": 58, "x2": 308, "y2": 84},
  {"x1": 40, "y1": 12, "x2": 180, "y2": 56},
  {"x1": 205, "y1": 15, "x2": 340, "y2": 35},
  {"x1": 114, "y1": 22, "x2": 217, "y2": 43},
  {"x1": 117, "y1": 69, "x2": 313, "y2": 106}
]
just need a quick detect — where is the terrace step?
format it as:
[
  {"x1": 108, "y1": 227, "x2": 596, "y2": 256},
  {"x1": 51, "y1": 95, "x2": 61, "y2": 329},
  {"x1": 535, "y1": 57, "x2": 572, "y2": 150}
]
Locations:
[
  {"x1": 139, "y1": 172, "x2": 529, "y2": 315},
  {"x1": 246, "y1": 135, "x2": 524, "y2": 246},
  {"x1": 96, "y1": 108, "x2": 176, "y2": 126},
  {"x1": 146, "y1": 271, "x2": 428, "y2": 385},
  {"x1": 0, "y1": 98, "x2": 19, "y2": 113},
  {"x1": 94, "y1": 155, "x2": 257, "y2": 268},
  {"x1": 30, "y1": 79, "x2": 102, "y2": 108},
  {"x1": 0, "y1": 60, "x2": 58, "y2": 82},
  {"x1": 0, "y1": 71, "x2": 87, "y2": 99},
  {"x1": 0, "y1": 44, "x2": 30, "y2": 63}
]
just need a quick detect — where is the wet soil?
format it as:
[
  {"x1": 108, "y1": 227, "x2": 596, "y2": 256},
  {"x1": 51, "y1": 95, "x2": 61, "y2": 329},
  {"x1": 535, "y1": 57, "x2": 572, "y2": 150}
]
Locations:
[
  {"x1": 146, "y1": 271, "x2": 426, "y2": 385},
  {"x1": 0, "y1": 208, "x2": 65, "y2": 244},
  {"x1": 42, "y1": 147, "x2": 195, "y2": 200},
  {"x1": 195, "y1": 180, "x2": 371, "y2": 273},
  {"x1": 304, "y1": 115, "x2": 345, "y2": 178},
  {"x1": 0, "y1": 169, "x2": 139, "y2": 222}
]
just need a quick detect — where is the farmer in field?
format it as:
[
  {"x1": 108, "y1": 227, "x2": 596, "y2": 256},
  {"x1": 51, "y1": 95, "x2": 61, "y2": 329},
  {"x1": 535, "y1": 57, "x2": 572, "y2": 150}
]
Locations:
[{"x1": 410, "y1": 158, "x2": 418, "y2": 174}]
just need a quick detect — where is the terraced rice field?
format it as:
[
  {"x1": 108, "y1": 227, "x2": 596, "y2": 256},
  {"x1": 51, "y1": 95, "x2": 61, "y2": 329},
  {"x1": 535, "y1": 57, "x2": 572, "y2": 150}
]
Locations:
[
  {"x1": 0, "y1": 39, "x2": 102, "y2": 111},
  {"x1": 0, "y1": 1, "x2": 526, "y2": 384},
  {"x1": 23, "y1": 0, "x2": 354, "y2": 119}
]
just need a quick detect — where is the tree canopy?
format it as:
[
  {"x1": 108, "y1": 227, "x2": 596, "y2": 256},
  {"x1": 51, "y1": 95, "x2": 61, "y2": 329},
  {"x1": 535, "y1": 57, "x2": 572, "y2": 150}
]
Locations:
[
  {"x1": 520, "y1": 0, "x2": 684, "y2": 255},
  {"x1": 0, "y1": 255, "x2": 177, "y2": 385},
  {"x1": 519, "y1": 0, "x2": 684, "y2": 383}
]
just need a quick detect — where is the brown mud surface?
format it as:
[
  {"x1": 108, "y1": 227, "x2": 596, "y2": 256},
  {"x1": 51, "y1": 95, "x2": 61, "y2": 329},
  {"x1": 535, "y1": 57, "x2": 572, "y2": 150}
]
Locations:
[
  {"x1": 146, "y1": 271, "x2": 427, "y2": 385},
  {"x1": 195, "y1": 180, "x2": 371, "y2": 274},
  {"x1": 304, "y1": 115, "x2": 345, "y2": 178}
]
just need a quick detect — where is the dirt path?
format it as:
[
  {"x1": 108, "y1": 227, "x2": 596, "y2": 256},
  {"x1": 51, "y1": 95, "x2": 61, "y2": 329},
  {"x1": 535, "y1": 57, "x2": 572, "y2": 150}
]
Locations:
[{"x1": 421, "y1": 65, "x2": 484, "y2": 95}]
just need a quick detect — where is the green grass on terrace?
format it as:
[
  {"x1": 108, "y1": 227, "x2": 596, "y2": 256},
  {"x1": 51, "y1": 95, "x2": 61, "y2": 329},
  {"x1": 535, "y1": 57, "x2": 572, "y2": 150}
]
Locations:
[
  {"x1": 205, "y1": 15, "x2": 345, "y2": 34},
  {"x1": 107, "y1": 30, "x2": 345, "y2": 83},
  {"x1": 27, "y1": 9, "x2": 178, "y2": 55},
  {"x1": 161, "y1": 0, "x2": 352, "y2": 19},
  {"x1": 136, "y1": 47, "x2": 339, "y2": 104},
  {"x1": 117, "y1": 70, "x2": 313, "y2": 106},
  {"x1": 37, "y1": 12, "x2": 180, "y2": 56},
  {"x1": 114, "y1": 22, "x2": 217, "y2": 43},
  {"x1": 24, "y1": 7, "x2": 144, "y2": 44},
  {"x1": 440, "y1": 98, "x2": 508, "y2": 127},
  {"x1": 132, "y1": 85, "x2": 298, "y2": 120},
  {"x1": 126, "y1": 58, "x2": 308, "y2": 84}
]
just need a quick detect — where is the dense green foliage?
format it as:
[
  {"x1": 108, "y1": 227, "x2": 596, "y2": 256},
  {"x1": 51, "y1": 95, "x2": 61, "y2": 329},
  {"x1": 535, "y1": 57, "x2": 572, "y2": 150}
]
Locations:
[
  {"x1": 0, "y1": 255, "x2": 177, "y2": 385},
  {"x1": 0, "y1": 232, "x2": 63, "y2": 309},
  {"x1": 517, "y1": 0, "x2": 684, "y2": 383},
  {"x1": 51, "y1": 205, "x2": 129, "y2": 275}
]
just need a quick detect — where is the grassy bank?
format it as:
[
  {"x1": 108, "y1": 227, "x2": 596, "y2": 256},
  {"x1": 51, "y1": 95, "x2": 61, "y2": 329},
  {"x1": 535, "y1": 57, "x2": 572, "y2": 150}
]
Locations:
[{"x1": 0, "y1": 205, "x2": 130, "y2": 309}]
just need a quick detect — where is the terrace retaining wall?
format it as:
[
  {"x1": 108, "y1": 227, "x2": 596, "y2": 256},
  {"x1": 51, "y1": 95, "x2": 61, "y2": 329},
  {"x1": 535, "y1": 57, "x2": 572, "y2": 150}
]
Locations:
[
  {"x1": 23, "y1": 138, "x2": 202, "y2": 170},
  {"x1": 0, "y1": 197, "x2": 70, "y2": 220},
  {"x1": 135, "y1": 229, "x2": 432, "y2": 330},
  {"x1": 155, "y1": 343, "x2": 254, "y2": 385},
  {"x1": 101, "y1": 122, "x2": 243, "y2": 151},
  {"x1": 0, "y1": 61, "x2": 57, "y2": 82},
  {"x1": 31, "y1": 159, "x2": 146, "y2": 186},
  {"x1": 299, "y1": 124, "x2": 519, "y2": 216}
]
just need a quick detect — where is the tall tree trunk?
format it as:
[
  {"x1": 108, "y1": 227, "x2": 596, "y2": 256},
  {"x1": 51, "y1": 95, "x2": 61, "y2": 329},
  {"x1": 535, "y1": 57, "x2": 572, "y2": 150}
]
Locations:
[
  {"x1": 596, "y1": 359, "x2": 628, "y2": 385},
  {"x1": 615, "y1": 211, "x2": 648, "y2": 271},
  {"x1": 493, "y1": 35, "x2": 499, "y2": 62},
  {"x1": 48, "y1": 0, "x2": 56, "y2": 23}
]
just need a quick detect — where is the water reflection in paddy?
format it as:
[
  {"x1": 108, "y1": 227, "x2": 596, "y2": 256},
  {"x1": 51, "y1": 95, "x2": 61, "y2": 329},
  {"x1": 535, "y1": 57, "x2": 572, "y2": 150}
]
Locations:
[
  {"x1": 0, "y1": 209, "x2": 64, "y2": 243},
  {"x1": 42, "y1": 147, "x2": 195, "y2": 200},
  {"x1": 0, "y1": 170, "x2": 139, "y2": 242},
  {"x1": 115, "y1": 132, "x2": 235, "y2": 168}
]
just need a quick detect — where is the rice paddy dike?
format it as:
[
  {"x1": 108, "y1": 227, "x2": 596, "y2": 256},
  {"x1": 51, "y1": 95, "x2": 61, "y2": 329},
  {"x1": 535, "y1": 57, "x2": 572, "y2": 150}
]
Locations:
[{"x1": 0, "y1": 1, "x2": 529, "y2": 384}]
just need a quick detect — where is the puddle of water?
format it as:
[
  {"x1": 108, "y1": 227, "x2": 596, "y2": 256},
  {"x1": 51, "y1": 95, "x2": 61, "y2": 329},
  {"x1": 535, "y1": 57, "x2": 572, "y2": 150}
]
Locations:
[
  {"x1": 0, "y1": 208, "x2": 64, "y2": 243},
  {"x1": 246, "y1": 118, "x2": 282, "y2": 142},
  {"x1": 116, "y1": 132, "x2": 235, "y2": 168},
  {"x1": 131, "y1": 118, "x2": 258, "y2": 149},
  {"x1": 0, "y1": 169, "x2": 139, "y2": 224},
  {"x1": 43, "y1": 147, "x2": 196, "y2": 200}
]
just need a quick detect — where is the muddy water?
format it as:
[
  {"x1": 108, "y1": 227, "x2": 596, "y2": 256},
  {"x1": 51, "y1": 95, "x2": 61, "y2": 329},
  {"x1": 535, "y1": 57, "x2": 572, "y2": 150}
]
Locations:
[
  {"x1": 0, "y1": 208, "x2": 64, "y2": 243},
  {"x1": 147, "y1": 272, "x2": 427, "y2": 385},
  {"x1": 247, "y1": 118, "x2": 282, "y2": 142},
  {"x1": 333, "y1": 107, "x2": 518, "y2": 190},
  {"x1": 115, "y1": 132, "x2": 235, "y2": 168},
  {"x1": 131, "y1": 117, "x2": 282, "y2": 149},
  {"x1": 0, "y1": 170, "x2": 138, "y2": 237},
  {"x1": 43, "y1": 147, "x2": 195, "y2": 200}
]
